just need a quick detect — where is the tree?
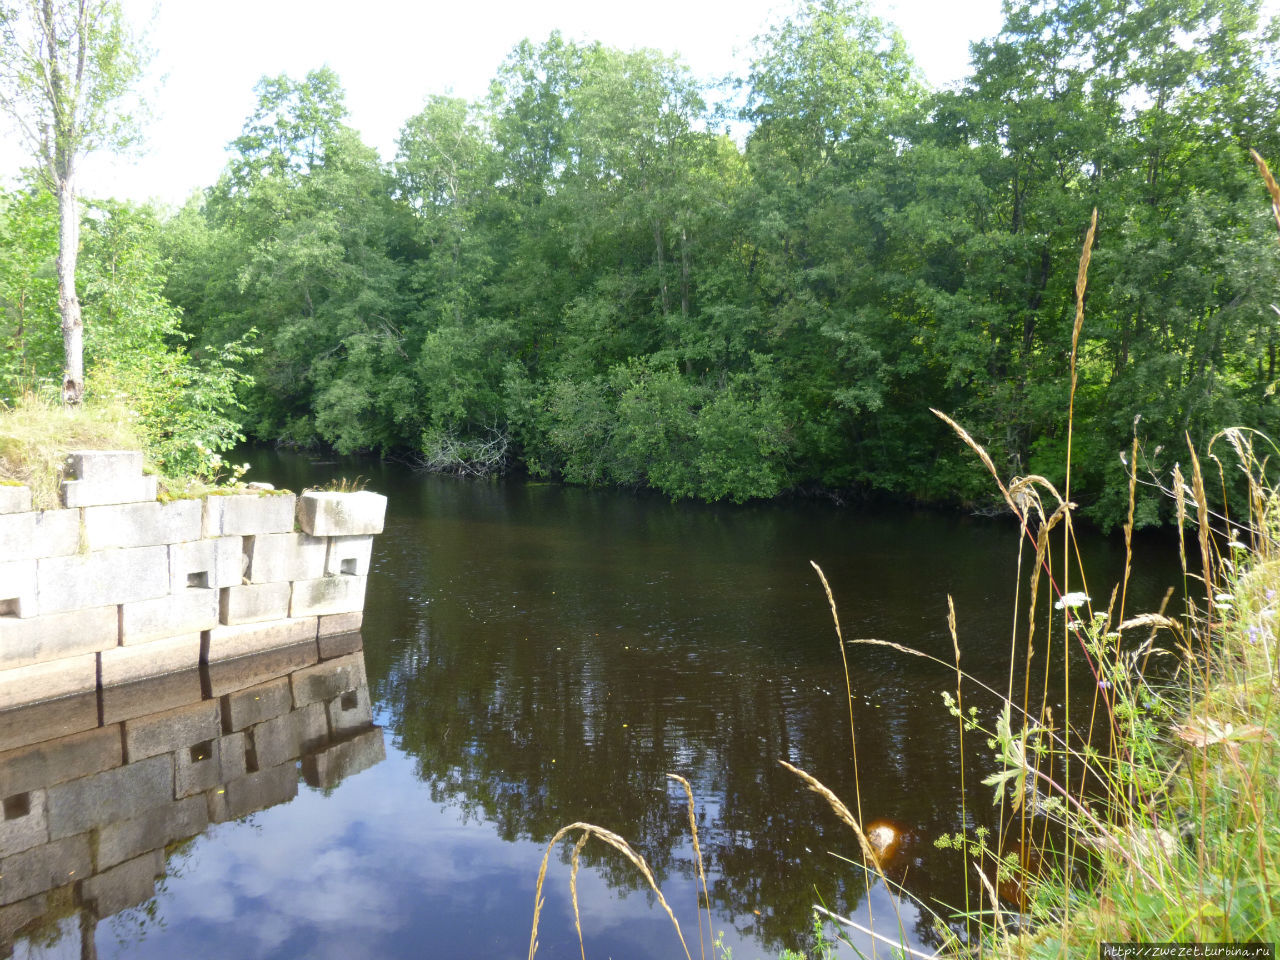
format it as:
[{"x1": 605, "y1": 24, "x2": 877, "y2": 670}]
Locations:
[
  {"x1": 0, "y1": 0, "x2": 146, "y2": 404},
  {"x1": 0, "y1": 185, "x2": 60, "y2": 396},
  {"x1": 175, "y1": 69, "x2": 411, "y2": 454}
]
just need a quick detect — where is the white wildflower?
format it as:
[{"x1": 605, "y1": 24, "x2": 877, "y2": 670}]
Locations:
[{"x1": 1055, "y1": 592, "x2": 1090, "y2": 611}]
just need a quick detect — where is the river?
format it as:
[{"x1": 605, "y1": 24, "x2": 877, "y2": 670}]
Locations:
[{"x1": 17, "y1": 451, "x2": 1182, "y2": 959}]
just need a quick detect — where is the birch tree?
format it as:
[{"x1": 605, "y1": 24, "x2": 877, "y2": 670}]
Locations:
[{"x1": 0, "y1": 0, "x2": 145, "y2": 404}]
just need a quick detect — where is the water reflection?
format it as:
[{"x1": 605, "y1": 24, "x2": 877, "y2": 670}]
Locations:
[
  {"x1": 34, "y1": 449, "x2": 1171, "y2": 959},
  {"x1": 342, "y1": 464, "x2": 1180, "y2": 956},
  {"x1": 0, "y1": 636, "x2": 383, "y2": 957}
]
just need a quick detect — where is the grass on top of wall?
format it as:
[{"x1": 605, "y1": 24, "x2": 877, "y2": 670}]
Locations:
[{"x1": 0, "y1": 390, "x2": 148, "y2": 510}]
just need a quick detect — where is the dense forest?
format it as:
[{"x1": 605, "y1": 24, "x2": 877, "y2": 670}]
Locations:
[{"x1": 4, "y1": 0, "x2": 1280, "y2": 527}]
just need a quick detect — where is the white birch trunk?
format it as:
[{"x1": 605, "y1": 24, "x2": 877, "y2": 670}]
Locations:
[{"x1": 56, "y1": 173, "x2": 84, "y2": 405}]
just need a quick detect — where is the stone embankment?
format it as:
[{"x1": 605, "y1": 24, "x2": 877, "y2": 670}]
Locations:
[
  {"x1": 0, "y1": 639, "x2": 385, "y2": 944},
  {"x1": 0, "y1": 449, "x2": 389, "y2": 949},
  {"x1": 0, "y1": 450, "x2": 386, "y2": 709}
]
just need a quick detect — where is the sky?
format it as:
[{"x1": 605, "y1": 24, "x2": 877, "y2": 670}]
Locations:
[{"x1": 0, "y1": 0, "x2": 1007, "y2": 207}]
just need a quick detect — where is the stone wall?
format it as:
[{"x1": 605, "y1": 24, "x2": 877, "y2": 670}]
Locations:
[
  {"x1": 0, "y1": 450, "x2": 387, "y2": 710},
  {"x1": 0, "y1": 636, "x2": 385, "y2": 948}
]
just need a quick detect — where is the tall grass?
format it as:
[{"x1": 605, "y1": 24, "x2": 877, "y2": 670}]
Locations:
[
  {"x1": 0, "y1": 386, "x2": 146, "y2": 508},
  {"x1": 0, "y1": 383, "x2": 257, "y2": 507}
]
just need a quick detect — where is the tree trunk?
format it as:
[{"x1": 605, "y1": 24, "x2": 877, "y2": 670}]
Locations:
[
  {"x1": 679, "y1": 225, "x2": 690, "y2": 320},
  {"x1": 57, "y1": 175, "x2": 84, "y2": 405},
  {"x1": 653, "y1": 219, "x2": 669, "y2": 315}
]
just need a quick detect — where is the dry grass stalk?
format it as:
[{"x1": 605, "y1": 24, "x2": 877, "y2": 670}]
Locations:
[
  {"x1": 947, "y1": 594, "x2": 975, "y2": 941},
  {"x1": 973, "y1": 862, "x2": 1010, "y2": 939},
  {"x1": 1187, "y1": 434, "x2": 1215, "y2": 612},
  {"x1": 1251, "y1": 149, "x2": 1280, "y2": 240},
  {"x1": 570, "y1": 832, "x2": 590, "y2": 960},
  {"x1": 812, "y1": 904, "x2": 940, "y2": 960},
  {"x1": 1116, "y1": 613, "x2": 1183, "y2": 637},
  {"x1": 1059, "y1": 212, "x2": 1098, "y2": 917},
  {"x1": 930, "y1": 408, "x2": 1019, "y2": 516},
  {"x1": 528, "y1": 822, "x2": 693, "y2": 960},
  {"x1": 777, "y1": 759, "x2": 882, "y2": 869},
  {"x1": 1174, "y1": 463, "x2": 1189, "y2": 584},
  {"x1": 1071, "y1": 208, "x2": 1099, "y2": 380},
  {"x1": 1121, "y1": 432, "x2": 1140, "y2": 622},
  {"x1": 947, "y1": 595, "x2": 960, "y2": 667},
  {"x1": 810, "y1": 561, "x2": 867, "y2": 831},
  {"x1": 668, "y1": 773, "x2": 711, "y2": 960}
]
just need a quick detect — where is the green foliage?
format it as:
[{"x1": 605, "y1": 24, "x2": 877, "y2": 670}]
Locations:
[
  {"x1": 172, "y1": 69, "x2": 412, "y2": 456},
  {"x1": 155, "y1": 0, "x2": 1280, "y2": 520},
  {"x1": 0, "y1": 0, "x2": 150, "y2": 403},
  {"x1": 0, "y1": 185, "x2": 255, "y2": 483},
  {"x1": 0, "y1": 186, "x2": 59, "y2": 396},
  {"x1": 77, "y1": 200, "x2": 258, "y2": 480}
]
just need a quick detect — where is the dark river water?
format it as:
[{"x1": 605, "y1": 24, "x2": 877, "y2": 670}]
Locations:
[{"x1": 9, "y1": 451, "x2": 1182, "y2": 959}]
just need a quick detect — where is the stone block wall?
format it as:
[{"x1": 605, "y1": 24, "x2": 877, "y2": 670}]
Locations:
[
  {"x1": 0, "y1": 451, "x2": 386, "y2": 709},
  {"x1": 0, "y1": 636, "x2": 384, "y2": 950}
]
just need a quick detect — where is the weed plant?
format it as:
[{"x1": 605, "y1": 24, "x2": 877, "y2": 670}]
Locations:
[
  {"x1": 0, "y1": 384, "x2": 255, "y2": 507},
  {"x1": 526, "y1": 153, "x2": 1280, "y2": 958},
  {"x1": 0, "y1": 386, "x2": 145, "y2": 508}
]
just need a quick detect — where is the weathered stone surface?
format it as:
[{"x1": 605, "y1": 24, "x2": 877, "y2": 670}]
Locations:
[
  {"x1": 0, "y1": 510, "x2": 79, "y2": 563},
  {"x1": 99, "y1": 633, "x2": 202, "y2": 687},
  {"x1": 326, "y1": 685, "x2": 372, "y2": 738},
  {"x1": 0, "y1": 655, "x2": 96, "y2": 711},
  {"x1": 301, "y1": 727, "x2": 385, "y2": 790},
  {"x1": 45, "y1": 754, "x2": 172, "y2": 840},
  {"x1": 297, "y1": 491, "x2": 386, "y2": 536},
  {"x1": 290, "y1": 652, "x2": 367, "y2": 708},
  {"x1": 0, "y1": 693, "x2": 99, "y2": 754},
  {"x1": 101, "y1": 670, "x2": 202, "y2": 725},
  {"x1": 207, "y1": 764, "x2": 297, "y2": 823},
  {"x1": 0, "y1": 559, "x2": 36, "y2": 619},
  {"x1": 0, "y1": 486, "x2": 31, "y2": 516},
  {"x1": 0, "y1": 726, "x2": 122, "y2": 798},
  {"x1": 204, "y1": 642, "x2": 317, "y2": 698},
  {"x1": 205, "y1": 617, "x2": 317, "y2": 662},
  {"x1": 169, "y1": 535, "x2": 243, "y2": 592},
  {"x1": 64, "y1": 451, "x2": 142, "y2": 485},
  {"x1": 203, "y1": 493, "x2": 296, "y2": 537},
  {"x1": 124, "y1": 699, "x2": 220, "y2": 763},
  {"x1": 174, "y1": 736, "x2": 221, "y2": 799},
  {"x1": 0, "y1": 789, "x2": 47, "y2": 856},
  {"x1": 61, "y1": 452, "x2": 150, "y2": 510},
  {"x1": 0, "y1": 891, "x2": 47, "y2": 943},
  {"x1": 83, "y1": 499, "x2": 201, "y2": 550},
  {"x1": 96, "y1": 795, "x2": 207, "y2": 870},
  {"x1": 324, "y1": 535, "x2": 374, "y2": 577},
  {"x1": 219, "y1": 582, "x2": 291, "y2": 626},
  {"x1": 218, "y1": 732, "x2": 247, "y2": 782},
  {"x1": 250, "y1": 701, "x2": 326, "y2": 768},
  {"x1": 221, "y1": 676, "x2": 292, "y2": 732},
  {"x1": 0, "y1": 605, "x2": 118, "y2": 671},
  {"x1": 62, "y1": 474, "x2": 157, "y2": 508},
  {"x1": 121, "y1": 590, "x2": 217, "y2": 646},
  {"x1": 0, "y1": 833, "x2": 90, "y2": 905},
  {"x1": 80, "y1": 849, "x2": 163, "y2": 915},
  {"x1": 289, "y1": 575, "x2": 367, "y2": 618},
  {"x1": 36, "y1": 545, "x2": 170, "y2": 615},
  {"x1": 245, "y1": 532, "x2": 327, "y2": 584},
  {"x1": 317, "y1": 612, "x2": 362, "y2": 639},
  {"x1": 317, "y1": 628, "x2": 363, "y2": 661}
]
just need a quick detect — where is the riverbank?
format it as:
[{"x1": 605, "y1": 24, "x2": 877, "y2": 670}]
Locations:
[
  {"x1": 913, "y1": 435, "x2": 1280, "y2": 957},
  {"x1": 999, "y1": 542, "x2": 1280, "y2": 953}
]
